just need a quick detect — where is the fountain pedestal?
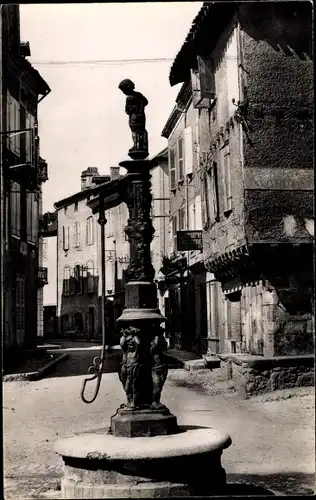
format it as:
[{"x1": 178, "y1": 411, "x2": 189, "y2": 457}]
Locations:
[{"x1": 55, "y1": 427, "x2": 231, "y2": 498}]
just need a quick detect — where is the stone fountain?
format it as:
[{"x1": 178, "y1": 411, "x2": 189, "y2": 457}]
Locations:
[{"x1": 55, "y1": 79, "x2": 232, "y2": 498}]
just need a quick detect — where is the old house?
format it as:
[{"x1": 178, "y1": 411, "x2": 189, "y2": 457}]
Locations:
[
  {"x1": 168, "y1": 1, "x2": 313, "y2": 372},
  {"x1": 1, "y1": 4, "x2": 51, "y2": 360},
  {"x1": 54, "y1": 167, "x2": 111, "y2": 340},
  {"x1": 161, "y1": 84, "x2": 213, "y2": 354}
]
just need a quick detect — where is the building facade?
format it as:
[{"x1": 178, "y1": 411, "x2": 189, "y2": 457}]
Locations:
[
  {"x1": 168, "y1": 1, "x2": 314, "y2": 357},
  {"x1": 161, "y1": 83, "x2": 224, "y2": 354},
  {"x1": 54, "y1": 167, "x2": 111, "y2": 340},
  {"x1": 1, "y1": 4, "x2": 51, "y2": 361}
]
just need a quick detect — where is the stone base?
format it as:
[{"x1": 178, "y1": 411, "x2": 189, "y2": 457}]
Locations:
[
  {"x1": 55, "y1": 426, "x2": 231, "y2": 499},
  {"x1": 219, "y1": 353, "x2": 314, "y2": 398},
  {"x1": 110, "y1": 405, "x2": 179, "y2": 437}
]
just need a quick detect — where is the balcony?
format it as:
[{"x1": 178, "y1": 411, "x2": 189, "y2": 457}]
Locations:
[
  {"x1": 39, "y1": 211, "x2": 57, "y2": 237},
  {"x1": 37, "y1": 267, "x2": 48, "y2": 287}
]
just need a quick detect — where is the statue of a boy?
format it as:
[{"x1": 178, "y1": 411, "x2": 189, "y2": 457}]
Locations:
[{"x1": 118, "y1": 79, "x2": 149, "y2": 159}]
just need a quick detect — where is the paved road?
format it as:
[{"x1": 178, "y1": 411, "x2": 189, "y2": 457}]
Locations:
[{"x1": 4, "y1": 347, "x2": 315, "y2": 498}]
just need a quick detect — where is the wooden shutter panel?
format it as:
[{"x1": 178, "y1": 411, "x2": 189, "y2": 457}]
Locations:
[
  {"x1": 169, "y1": 148, "x2": 176, "y2": 190},
  {"x1": 184, "y1": 127, "x2": 193, "y2": 176},
  {"x1": 198, "y1": 56, "x2": 215, "y2": 99}
]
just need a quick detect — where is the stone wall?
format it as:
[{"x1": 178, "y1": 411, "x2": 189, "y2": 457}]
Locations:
[{"x1": 219, "y1": 353, "x2": 314, "y2": 398}]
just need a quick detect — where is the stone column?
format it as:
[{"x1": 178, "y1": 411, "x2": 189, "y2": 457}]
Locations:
[{"x1": 110, "y1": 159, "x2": 178, "y2": 437}]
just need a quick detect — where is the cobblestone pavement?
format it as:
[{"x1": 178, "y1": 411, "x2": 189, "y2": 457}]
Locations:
[{"x1": 4, "y1": 347, "x2": 315, "y2": 498}]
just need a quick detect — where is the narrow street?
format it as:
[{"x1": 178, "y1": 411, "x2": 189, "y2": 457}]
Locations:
[{"x1": 4, "y1": 346, "x2": 315, "y2": 498}]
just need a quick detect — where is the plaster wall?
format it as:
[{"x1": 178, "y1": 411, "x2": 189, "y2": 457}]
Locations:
[
  {"x1": 199, "y1": 23, "x2": 246, "y2": 262},
  {"x1": 56, "y1": 195, "x2": 100, "y2": 335},
  {"x1": 240, "y1": 25, "x2": 314, "y2": 244}
]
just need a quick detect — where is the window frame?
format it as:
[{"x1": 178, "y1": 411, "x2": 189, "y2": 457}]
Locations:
[
  {"x1": 63, "y1": 225, "x2": 70, "y2": 251},
  {"x1": 7, "y1": 92, "x2": 21, "y2": 155},
  {"x1": 10, "y1": 181, "x2": 21, "y2": 238},
  {"x1": 222, "y1": 146, "x2": 232, "y2": 214},
  {"x1": 169, "y1": 147, "x2": 176, "y2": 192},
  {"x1": 86, "y1": 216, "x2": 94, "y2": 245},
  {"x1": 177, "y1": 136, "x2": 184, "y2": 182}
]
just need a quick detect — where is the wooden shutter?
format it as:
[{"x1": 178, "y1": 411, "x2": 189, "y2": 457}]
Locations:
[
  {"x1": 197, "y1": 56, "x2": 215, "y2": 99},
  {"x1": 178, "y1": 137, "x2": 184, "y2": 180},
  {"x1": 184, "y1": 126, "x2": 193, "y2": 176},
  {"x1": 169, "y1": 148, "x2": 176, "y2": 190}
]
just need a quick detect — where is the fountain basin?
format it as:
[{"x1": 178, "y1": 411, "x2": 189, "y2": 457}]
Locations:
[{"x1": 55, "y1": 426, "x2": 232, "y2": 498}]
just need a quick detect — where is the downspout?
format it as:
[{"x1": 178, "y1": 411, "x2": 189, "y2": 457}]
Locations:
[{"x1": 0, "y1": 5, "x2": 4, "y2": 351}]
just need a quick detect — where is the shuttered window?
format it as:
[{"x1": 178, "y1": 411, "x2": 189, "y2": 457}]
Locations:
[
  {"x1": 222, "y1": 146, "x2": 232, "y2": 213},
  {"x1": 10, "y1": 181, "x2": 21, "y2": 237},
  {"x1": 6, "y1": 92, "x2": 21, "y2": 155},
  {"x1": 86, "y1": 216, "x2": 94, "y2": 245},
  {"x1": 184, "y1": 126, "x2": 193, "y2": 176},
  {"x1": 63, "y1": 225, "x2": 70, "y2": 251},
  {"x1": 25, "y1": 112, "x2": 35, "y2": 162},
  {"x1": 178, "y1": 137, "x2": 184, "y2": 180},
  {"x1": 169, "y1": 148, "x2": 176, "y2": 191}
]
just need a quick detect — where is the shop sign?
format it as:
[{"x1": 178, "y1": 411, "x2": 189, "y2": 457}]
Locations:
[{"x1": 177, "y1": 230, "x2": 203, "y2": 251}]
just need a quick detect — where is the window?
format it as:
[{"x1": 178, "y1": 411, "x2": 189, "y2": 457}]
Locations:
[
  {"x1": 169, "y1": 147, "x2": 176, "y2": 191},
  {"x1": 177, "y1": 137, "x2": 184, "y2": 181},
  {"x1": 171, "y1": 215, "x2": 178, "y2": 252},
  {"x1": 63, "y1": 267, "x2": 71, "y2": 296},
  {"x1": 73, "y1": 222, "x2": 80, "y2": 248},
  {"x1": 87, "y1": 260, "x2": 95, "y2": 293},
  {"x1": 178, "y1": 207, "x2": 186, "y2": 231},
  {"x1": 10, "y1": 181, "x2": 21, "y2": 237},
  {"x1": 194, "y1": 195, "x2": 203, "y2": 230},
  {"x1": 15, "y1": 276, "x2": 25, "y2": 344},
  {"x1": 191, "y1": 56, "x2": 215, "y2": 109},
  {"x1": 206, "y1": 161, "x2": 220, "y2": 222},
  {"x1": 226, "y1": 29, "x2": 239, "y2": 117},
  {"x1": 74, "y1": 264, "x2": 83, "y2": 294},
  {"x1": 42, "y1": 239, "x2": 48, "y2": 261},
  {"x1": 222, "y1": 146, "x2": 232, "y2": 213},
  {"x1": 62, "y1": 225, "x2": 70, "y2": 251},
  {"x1": 6, "y1": 92, "x2": 21, "y2": 155},
  {"x1": 64, "y1": 206, "x2": 67, "y2": 215},
  {"x1": 25, "y1": 112, "x2": 35, "y2": 163},
  {"x1": 184, "y1": 126, "x2": 193, "y2": 176},
  {"x1": 74, "y1": 201, "x2": 78, "y2": 212},
  {"x1": 26, "y1": 191, "x2": 38, "y2": 244},
  {"x1": 86, "y1": 216, "x2": 94, "y2": 245}
]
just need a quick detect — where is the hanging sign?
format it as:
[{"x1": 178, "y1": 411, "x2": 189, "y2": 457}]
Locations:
[{"x1": 177, "y1": 230, "x2": 203, "y2": 251}]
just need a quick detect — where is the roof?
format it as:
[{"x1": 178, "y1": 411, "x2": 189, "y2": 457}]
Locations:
[
  {"x1": 169, "y1": 0, "x2": 312, "y2": 87},
  {"x1": 170, "y1": 2, "x2": 236, "y2": 87},
  {"x1": 161, "y1": 80, "x2": 192, "y2": 138},
  {"x1": 54, "y1": 184, "x2": 99, "y2": 210}
]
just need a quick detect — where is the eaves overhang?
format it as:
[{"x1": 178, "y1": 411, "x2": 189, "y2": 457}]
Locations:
[{"x1": 169, "y1": 1, "x2": 236, "y2": 87}]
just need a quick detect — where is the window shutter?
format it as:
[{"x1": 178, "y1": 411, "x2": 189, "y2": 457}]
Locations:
[
  {"x1": 87, "y1": 262, "x2": 94, "y2": 293},
  {"x1": 184, "y1": 127, "x2": 193, "y2": 176},
  {"x1": 77, "y1": 222, "x2": 81, "y2": 247},
  {"x1": 190, "y1": 69, "x2": 201, "y2": 108},
  {"x1": 178, "y1": 137, "x2": 184, "y2": 180},
  {"x1": 197, "y1": 56, "x2": 215, "y2": 99},
  {"x1": 222, "y1": 147, "x2": 232, "y2": 213},
  {"x1": 169, "y1": 148, "x2": 176, "y2": 190},
  {"x1": 73, "y1": 222, "x2": 77, "y2": 247},
  {"x1": 195, "y1": 195, "x2": 202, "y2": 230}
]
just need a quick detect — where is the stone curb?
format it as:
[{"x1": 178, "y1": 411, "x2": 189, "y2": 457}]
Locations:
[{"x1": 3, "y1": 353, "x2": 70, "y2": 382}]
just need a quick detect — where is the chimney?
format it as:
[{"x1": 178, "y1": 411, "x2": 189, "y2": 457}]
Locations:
[
  {"x1": 110, "y1": 166, "x2": 120, "y2": 180},
  {"x1": 81, "y1": 167, "x2": 99, "y2": 191}
]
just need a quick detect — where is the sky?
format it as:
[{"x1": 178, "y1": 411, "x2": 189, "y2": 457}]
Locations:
[{"x1": 19, "y1": 2, "x2": 202, "y2": 213}]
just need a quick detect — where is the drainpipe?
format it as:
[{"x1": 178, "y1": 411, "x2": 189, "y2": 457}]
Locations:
[{"x1": 0, "y1": 5, "x2": 4, "y2": 352}]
